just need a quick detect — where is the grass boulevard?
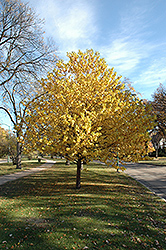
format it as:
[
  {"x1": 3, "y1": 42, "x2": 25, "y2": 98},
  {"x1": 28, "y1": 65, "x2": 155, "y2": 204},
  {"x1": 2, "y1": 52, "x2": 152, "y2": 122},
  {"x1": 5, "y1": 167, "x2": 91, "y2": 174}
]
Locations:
[{"x1": 0, "y1": 159, "x2": 165, "y2": 250}]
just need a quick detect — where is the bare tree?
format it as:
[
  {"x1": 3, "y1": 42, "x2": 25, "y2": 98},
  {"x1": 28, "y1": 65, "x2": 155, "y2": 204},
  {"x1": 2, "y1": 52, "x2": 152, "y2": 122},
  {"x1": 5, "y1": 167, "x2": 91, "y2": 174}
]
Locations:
[{"x1": 0, "y1": 0, "x2": 58, "y2": 168}]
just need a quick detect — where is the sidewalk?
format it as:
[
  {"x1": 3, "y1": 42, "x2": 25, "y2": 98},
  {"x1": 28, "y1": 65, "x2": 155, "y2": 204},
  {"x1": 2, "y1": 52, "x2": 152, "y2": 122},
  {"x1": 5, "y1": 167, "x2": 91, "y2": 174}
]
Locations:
[{"x1": 0, "y1": 159, "x2": 55, "y2": 186}]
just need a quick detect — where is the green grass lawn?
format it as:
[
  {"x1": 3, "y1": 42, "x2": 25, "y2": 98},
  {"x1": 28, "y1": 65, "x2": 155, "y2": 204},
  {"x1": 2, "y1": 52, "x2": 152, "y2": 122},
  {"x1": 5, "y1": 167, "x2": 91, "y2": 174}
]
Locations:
[
  {"x1": 0, "y1": 159, "x2": 45, "y2": 176},
  {"x1": 0, "y1": 160, "x2": 165, "y2": 249},
  {"x1": 139, "y1": 157, "x2": 166, "y2": 166}
]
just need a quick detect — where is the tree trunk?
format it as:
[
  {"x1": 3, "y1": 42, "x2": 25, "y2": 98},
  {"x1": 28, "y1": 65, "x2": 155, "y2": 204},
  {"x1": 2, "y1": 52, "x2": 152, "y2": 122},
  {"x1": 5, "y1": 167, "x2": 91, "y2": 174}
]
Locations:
[
  {"x1": 66, "y1": 159, "x2": 70, "y2": 165},
  {"x1": 155, "y1": 144, "x2": 159, "y2": 158},
  {"x1": 83, "y1": 158, "x2": 87, "y2": 165},
  {"x1": 16, "y1": 133, "x2": 21, "y2": 169},
  {"x1": 76, "y1": 159, "x2": 81, "y2": 189},
  {"x1": 81, "y1": 161, "x2": 83, "y2": 170}
]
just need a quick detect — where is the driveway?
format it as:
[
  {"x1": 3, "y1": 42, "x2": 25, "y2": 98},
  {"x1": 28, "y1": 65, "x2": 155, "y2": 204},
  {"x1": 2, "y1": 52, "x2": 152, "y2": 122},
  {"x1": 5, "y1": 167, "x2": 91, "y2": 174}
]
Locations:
[{"x1": 124, "y1": 163, "x2": 166, "y2": 201}]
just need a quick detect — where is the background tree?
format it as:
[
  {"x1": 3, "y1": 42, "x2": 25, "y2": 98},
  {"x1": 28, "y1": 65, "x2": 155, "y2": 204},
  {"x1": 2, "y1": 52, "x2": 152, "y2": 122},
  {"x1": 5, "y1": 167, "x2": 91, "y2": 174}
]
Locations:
[
  {"x1": 0, "y1": 126, "x2": 17, "y2": 161},
  {"x1": 0, "y1": 0, "x2": 58, "y2": 168},
  {"x1": 151, "y1": 84, "x2": 166, "y2": 157},
  {"x1": 0, "y1": 126, "x2": 9, "y2": 158},
  {"x1": 23, "y1": 49, "x2": 154, "y2": 189},
  {"x1": 151, "y1": 131, "x2": 162, "y2": 158},
  {"x1": 152, "y1": 84, "x2": 166, "y2": 137}
]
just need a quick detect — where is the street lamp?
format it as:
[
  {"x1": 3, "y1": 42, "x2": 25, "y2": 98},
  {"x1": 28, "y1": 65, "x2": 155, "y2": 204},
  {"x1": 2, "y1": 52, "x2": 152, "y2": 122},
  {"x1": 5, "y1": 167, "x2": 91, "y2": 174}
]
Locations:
[{"x1": 0, "y1": 123, "x2": 10, "y2": 163}]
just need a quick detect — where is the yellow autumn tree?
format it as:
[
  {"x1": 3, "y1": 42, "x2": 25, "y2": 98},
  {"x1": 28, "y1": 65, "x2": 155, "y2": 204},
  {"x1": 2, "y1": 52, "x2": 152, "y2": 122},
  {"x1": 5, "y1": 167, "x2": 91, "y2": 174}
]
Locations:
[{"x1": 23, "y1": 49, "x2": 154, "y2": 188}]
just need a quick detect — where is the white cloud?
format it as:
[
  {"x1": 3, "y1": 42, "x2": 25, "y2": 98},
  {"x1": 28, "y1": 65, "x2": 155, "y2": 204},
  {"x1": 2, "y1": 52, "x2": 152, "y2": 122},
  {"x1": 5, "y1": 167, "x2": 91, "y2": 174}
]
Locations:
[
  {"x1": 56, "y1": 5, "x2": 94, "y2": 39},
  {"x1": 100, "y1": 37, "x2": 153, "y2": 74},
  {"x1": 99, "y1": 1, "x2": 160, "y2": 78},
  {"x1": 30, "y1": 0, "x2": 97, "y2": 57},
  {"x1": 135, "y1": 58, "x2": 166, "y2": 86}
]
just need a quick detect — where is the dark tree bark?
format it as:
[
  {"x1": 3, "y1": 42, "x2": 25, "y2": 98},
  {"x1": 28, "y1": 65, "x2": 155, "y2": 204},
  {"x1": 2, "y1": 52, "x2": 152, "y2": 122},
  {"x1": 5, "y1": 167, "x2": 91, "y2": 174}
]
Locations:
[
  {"x1": 16, "y1": 141, "x2": 21, "y2": 169},
  {"x1": 16, "y1": 132, "x2": 21, "y2": 169},
  {"x1": 156, "y1": 146, "x2": 158, "y2": 158},
  {"x1": 76, "y1": 159, "x2": 81, "y2": 189},
  {"x1": 65, "y1": 159, "x2": 70, "y2": 165}
]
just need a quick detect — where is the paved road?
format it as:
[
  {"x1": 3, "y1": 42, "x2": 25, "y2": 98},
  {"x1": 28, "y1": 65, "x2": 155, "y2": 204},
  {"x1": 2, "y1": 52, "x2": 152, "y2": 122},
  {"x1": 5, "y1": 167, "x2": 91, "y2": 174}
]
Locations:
[
  {"x1": 0, "y1": 160, "x2": 55, "y2": 186},
  {"x1": 124, "y1": 163, "x2": 166, "y2": 201},
  {"x1": 0, "y1": 159, "x2": 8, "y2": 164}
]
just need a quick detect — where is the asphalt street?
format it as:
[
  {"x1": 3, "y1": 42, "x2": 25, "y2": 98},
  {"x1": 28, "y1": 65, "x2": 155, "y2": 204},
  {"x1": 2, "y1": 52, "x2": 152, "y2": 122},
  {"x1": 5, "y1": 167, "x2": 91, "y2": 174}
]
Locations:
[{"x1": 124, "y1": 163, "x2": 166, "y2": 201}]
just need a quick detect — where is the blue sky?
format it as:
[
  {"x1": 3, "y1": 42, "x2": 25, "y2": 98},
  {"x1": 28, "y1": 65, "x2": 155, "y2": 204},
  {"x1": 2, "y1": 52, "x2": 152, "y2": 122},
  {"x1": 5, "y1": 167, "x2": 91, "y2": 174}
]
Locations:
[
  {"x1": 1, "y1": 0, "x2": 166, "y2": 128},
  {"x1": 26, "y1": 0, "x2": 166, "y2": 100}
]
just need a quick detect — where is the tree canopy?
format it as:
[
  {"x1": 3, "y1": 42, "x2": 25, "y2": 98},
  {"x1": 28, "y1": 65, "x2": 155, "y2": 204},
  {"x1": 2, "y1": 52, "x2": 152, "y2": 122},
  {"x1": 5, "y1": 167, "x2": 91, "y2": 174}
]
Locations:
[{"x1": 23, "y1": 49, "x2": 154, "y2": 188}]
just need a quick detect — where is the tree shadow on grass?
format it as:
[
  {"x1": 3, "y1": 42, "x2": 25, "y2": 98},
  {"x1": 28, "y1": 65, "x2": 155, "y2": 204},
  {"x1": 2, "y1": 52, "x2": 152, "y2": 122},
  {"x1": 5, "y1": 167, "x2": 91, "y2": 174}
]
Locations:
[
  {"x1": 0, "y1": 191, "x2": 165, "y2": 249},
  {"x1": 0, "y1": 163, "x2": 166, "y2": 249}
]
